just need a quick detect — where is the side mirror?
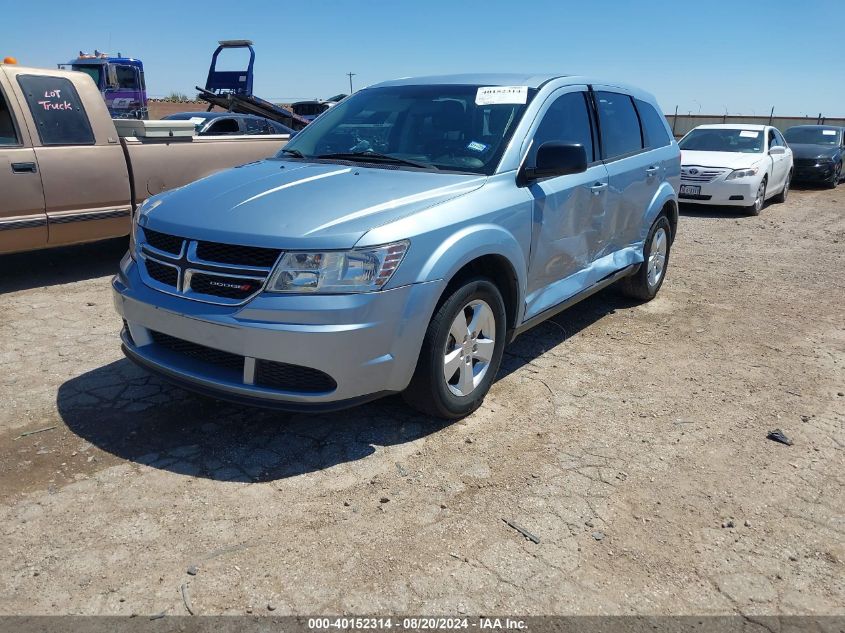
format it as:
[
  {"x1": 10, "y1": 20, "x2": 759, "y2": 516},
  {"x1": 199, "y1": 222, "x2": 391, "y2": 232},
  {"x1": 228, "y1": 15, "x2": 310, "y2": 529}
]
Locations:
[
  {"x1": 523, "y1": 142, "x2": 588, "y2": 182},
  {"x1": 769, "y1": 145, "x2": 786, "y2": 155}
]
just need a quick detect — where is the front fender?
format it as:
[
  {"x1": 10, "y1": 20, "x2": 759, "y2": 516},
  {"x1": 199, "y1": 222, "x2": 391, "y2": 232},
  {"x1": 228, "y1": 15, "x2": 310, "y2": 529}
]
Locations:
[{"x1": 413, "y1": 223, "x2": 527, "y2": 318}]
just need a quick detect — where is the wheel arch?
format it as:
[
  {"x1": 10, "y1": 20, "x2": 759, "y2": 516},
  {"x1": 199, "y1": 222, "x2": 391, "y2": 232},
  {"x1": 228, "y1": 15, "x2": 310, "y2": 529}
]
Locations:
[{"x1": 416, "y1": 224, "x2": 526, "y2": 333}]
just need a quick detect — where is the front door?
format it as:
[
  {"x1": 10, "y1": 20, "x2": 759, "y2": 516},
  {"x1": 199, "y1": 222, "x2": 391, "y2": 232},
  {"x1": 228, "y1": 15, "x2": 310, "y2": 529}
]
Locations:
[
  {"x1": 524, "y1": 88, "x2": 609, "y2": 321},
  {"x1": 0, "y1": 72, "x2": 47, "y2": 253}
]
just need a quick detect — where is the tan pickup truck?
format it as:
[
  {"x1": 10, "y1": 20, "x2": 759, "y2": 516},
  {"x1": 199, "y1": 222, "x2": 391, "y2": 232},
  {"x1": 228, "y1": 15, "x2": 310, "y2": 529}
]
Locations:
[{"x1": 0, "y1": 64, "x2": 291, "y2": 255}]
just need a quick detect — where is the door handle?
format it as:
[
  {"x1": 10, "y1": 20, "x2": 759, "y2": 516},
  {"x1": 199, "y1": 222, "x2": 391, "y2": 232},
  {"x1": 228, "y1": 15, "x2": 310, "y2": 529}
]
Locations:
[
  {"x1": 646, "y1": 165, "x2": 660, "y2": 177},
  {"x1": 590, "y1": 182, "x2": 608, "y2": 195},
  {"x1": 11, "y1": 162, "x2": 37, "y2": 174}
]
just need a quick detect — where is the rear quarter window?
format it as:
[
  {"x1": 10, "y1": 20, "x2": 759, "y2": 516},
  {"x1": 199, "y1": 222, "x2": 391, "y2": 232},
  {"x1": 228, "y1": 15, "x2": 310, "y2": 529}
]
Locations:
[
  {"x1": 635, "y1": 99, "x2": 672, "y2": 148},
  {"x1": 16, "y1": 75, "x2": 95, "y2": 146},
  {"x1": 595, "y1": 91, "x2": 643, "y2": 159}
]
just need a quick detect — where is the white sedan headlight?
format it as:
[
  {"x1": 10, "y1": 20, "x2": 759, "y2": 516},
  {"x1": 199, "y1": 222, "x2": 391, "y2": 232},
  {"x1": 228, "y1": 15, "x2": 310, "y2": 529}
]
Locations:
[
  {"x1": 726, "y1": 167, "x2": 760, "y2": 180},
  {"x1": 267, "y1": 241, "x2": 409, "y2": 293}
]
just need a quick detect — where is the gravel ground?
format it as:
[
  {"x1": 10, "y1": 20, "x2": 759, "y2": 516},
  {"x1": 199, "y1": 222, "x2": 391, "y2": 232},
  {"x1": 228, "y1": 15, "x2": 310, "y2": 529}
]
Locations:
[{"x1": 0, "y1": 187, "x2": 843, "y2": 616}]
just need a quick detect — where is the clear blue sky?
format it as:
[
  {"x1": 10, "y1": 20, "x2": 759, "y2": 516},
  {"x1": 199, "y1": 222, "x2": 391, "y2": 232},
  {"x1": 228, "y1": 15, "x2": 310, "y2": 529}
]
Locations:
[{"x1": 3, "y1": 0, "x2": 842, "y2": 116}]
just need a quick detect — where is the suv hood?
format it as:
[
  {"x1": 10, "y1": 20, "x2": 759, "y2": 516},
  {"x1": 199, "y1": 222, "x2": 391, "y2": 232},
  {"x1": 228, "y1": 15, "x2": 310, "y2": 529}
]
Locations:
[
  {"x1": 681, "y1": 150, "x2": 764, "y2": 170},
  {"x1": 789, "y1": 143, "x2": 840, "y2": 160},
  {"x1": 142, "y1": 159, "x2": 486, "y2": 249}
]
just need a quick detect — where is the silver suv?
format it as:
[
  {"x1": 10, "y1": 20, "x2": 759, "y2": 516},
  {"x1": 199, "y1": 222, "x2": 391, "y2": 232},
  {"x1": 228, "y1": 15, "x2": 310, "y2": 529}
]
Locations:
[{"x1": 113, "y1": 73, "x2": 680, "y2": 419}]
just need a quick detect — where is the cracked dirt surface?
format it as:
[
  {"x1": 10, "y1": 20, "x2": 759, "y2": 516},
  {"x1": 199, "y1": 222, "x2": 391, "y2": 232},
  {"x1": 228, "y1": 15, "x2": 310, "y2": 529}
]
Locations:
[{"x1": 0, "y1": 187, "x2": 843, "y2": 616}]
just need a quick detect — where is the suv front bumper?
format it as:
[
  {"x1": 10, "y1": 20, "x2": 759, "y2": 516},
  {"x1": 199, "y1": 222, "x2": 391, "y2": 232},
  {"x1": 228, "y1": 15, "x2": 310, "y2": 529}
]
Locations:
[{"x1": 112, "y1": 256, "x2": 444, "y2": 410}]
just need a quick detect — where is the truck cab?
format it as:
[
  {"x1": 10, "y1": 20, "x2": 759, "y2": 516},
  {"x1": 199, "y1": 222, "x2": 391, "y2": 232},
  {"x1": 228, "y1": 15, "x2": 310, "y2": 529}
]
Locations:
[{"x1": 60, "y1": 51, "x2": 148, "y2": 120}]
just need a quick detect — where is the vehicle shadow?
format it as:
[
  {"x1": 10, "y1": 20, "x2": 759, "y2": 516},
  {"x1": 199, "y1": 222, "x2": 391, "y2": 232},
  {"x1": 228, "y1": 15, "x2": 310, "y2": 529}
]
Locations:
[
  {"x1": 57, "y1": 287, "x2": 636, "y2": 482},
  {"x1": 678, "y1": 202, "x2": 752, "y2": 219},
  {"x1": 0, "y1": 237, "x2": 128, "y2": 293}
]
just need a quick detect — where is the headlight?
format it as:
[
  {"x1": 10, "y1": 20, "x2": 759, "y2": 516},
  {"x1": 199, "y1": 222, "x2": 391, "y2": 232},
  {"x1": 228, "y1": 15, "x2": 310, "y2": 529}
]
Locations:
[
  {"x1": 267, "y1": 241, "x2": 409, "y2": 294},
  {"x1": 726, "y1": 167, "x2": 759, "y2": 180}
]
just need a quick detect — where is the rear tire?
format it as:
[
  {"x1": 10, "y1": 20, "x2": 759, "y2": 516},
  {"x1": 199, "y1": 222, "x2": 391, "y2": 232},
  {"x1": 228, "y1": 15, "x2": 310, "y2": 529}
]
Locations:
[
  {"x1": 618, "y1": 215, "x2": 671, "y2": 302},
  {"x1": 773, "y1": 170, "x2": 791, "y2": 203},
  {"x1": 746, "y1": 178, "x2": 767, "y2": 215},
  {"x1": 402, "y1": 277, "x2": 506, "y2": 419}
]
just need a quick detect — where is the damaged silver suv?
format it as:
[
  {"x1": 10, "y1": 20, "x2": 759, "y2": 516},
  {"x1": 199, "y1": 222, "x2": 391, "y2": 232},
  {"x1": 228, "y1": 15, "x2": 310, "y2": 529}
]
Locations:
[{"x1": 113, "y1": 73, "x2": 680, "y2": 418}]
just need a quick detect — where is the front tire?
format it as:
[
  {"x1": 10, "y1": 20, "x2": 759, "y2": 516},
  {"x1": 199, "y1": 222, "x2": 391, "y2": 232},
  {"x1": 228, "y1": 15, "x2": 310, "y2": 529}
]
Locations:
[
  {"x1": 747, "y1": 177, "x2": 767, "y2": 215},
  {"x1": 618, "y1": 215, "x2": 671, "y2": 301},
  {"x1": 827, "y1": 163, "x2": 841, "y2": 189},
  {"x1": 402, "y1": 277, "x2": 506, "y2": 419}
]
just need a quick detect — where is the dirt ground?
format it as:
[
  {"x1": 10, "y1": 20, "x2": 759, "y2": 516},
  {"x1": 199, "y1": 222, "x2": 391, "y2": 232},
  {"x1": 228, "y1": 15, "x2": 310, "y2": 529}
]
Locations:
[{"x1": 0, "y1": 187, "x2": 843, "y2": 616}]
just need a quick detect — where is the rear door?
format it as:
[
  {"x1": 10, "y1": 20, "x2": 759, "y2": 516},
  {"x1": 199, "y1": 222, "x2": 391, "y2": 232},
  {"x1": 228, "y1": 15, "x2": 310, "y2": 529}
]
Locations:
[
  {"x1": 592, "y1": 89, "x2": 657, "y2": 252},
  {"x1": 11, "y1": 71, "x2": 131, "y2": 246},
  {"x1": 0, "y1": 70, "x2": 47, "y2": 253},
  {"x1": 523, "y1": 87, "x2": 610, "y2": 320}
]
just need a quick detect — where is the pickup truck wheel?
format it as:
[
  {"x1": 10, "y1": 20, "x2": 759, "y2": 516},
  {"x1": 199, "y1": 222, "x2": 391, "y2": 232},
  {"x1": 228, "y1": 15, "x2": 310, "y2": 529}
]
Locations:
[
  {"x1": 617, "y1": 215, "x2": 671, "y2": 302},
  {"x1": 402, "y1": 277, "x2": 506, "y2": 419},
  {"x1": 747, "y1": 178, "x2": 766, "y2": 215},
  {"x1": 773, "y1": 170, "x2": 791, "y2": 203}
]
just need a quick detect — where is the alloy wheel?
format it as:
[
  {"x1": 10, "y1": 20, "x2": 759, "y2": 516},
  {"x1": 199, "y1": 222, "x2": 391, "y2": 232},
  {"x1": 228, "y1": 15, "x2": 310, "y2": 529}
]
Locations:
[
  {"x1": 443, "y1": 300, "x2": 496, "y2": 397},
  {"x1": 647, "y1": 227, "x2": 668, "y2": 289}
]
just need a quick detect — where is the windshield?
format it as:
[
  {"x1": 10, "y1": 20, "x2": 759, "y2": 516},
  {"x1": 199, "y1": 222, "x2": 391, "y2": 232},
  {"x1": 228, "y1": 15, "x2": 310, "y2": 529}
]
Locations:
[
  {"x1": 281, "y1": 84, "x2": 536, "y2": 174},
  {"x1": 679, "y1": 128, "x2": 764, "y2": 153},
  {"x1": 784, "y1": 127, "x2": 841, "y2": 146},
  {"x1": 72, "y1": 65, "x2": 102, "y2": 88}
]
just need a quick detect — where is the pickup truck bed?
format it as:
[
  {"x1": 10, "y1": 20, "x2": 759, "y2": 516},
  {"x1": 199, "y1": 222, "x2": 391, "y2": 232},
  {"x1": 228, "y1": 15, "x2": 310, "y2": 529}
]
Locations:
[{"x1": 0, "y1": 64, "x2": 290, "y2": 255}]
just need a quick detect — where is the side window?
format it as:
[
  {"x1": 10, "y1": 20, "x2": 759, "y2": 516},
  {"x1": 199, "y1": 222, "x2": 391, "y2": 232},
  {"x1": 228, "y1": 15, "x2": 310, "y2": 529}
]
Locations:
[
  {"x1": 245, "y1": 117, "x2": 271, "y2": 134},
  {"x1": 16, "y1": 75, "x2": 95, "y2": 146},
  {"x1": 530, "y1": 91, "x2": 594, "y2": 164},
  {"x1": 768, "y1": 129, "x2": 780, "y2": 148},
  {"x1": 204, "y1": 118, "x2": 240, "y2": 135},
  {"x1": 595, "y1": 91, "x2": 643, "y2": 159},
  {"x1": 635, "y1": 99, "x2": 671, "y2": 148},
  {"x1": 0, "y1": 86, "x2": 20, "y2": 146},
  {"x1": 774, "y1": 129, "x2": 786, "y2": 146}
]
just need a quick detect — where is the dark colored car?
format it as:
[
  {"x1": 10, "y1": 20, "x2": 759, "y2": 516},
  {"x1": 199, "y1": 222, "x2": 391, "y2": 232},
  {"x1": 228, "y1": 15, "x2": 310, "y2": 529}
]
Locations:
[
  {"x1": 162, "y1": 111, "x2": 297, "y2": 137},
  {"x1": 784, "y1": 125, "x2": 844, "y2": 187}
]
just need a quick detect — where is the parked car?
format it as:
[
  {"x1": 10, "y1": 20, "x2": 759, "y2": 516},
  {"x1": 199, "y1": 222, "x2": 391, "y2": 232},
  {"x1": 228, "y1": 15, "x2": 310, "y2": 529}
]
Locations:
[
  {"x1": 290, "y1": 95, "x2": 346, "y2": 122},
  {"x1": 162, "y1": 111, "x2": 298, "y2": 137},
  {"x1": 678, "y1": 124, "x2": 793, "y2": 215},
  {"x1": 784, "y1": 125, "x2": 844, "y2": 188},
  {"x1": 0, "y1": 63, "x2": 292, "y2": 255},
  {"x1": 113, "y1": 73, "x2": 680, "y2": 418}
]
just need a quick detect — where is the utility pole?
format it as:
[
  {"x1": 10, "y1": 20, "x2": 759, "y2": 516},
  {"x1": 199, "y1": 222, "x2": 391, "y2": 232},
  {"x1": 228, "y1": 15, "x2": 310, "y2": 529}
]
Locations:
[{"x1": 347, "y1": 72, "x2": 356, "y2": 94}]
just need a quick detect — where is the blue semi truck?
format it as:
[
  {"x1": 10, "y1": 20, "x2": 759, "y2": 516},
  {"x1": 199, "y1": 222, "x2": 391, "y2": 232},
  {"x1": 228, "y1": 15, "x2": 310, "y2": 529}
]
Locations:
[{"x1": 60, "y1": 51, "x2": 148, "y2": 119}]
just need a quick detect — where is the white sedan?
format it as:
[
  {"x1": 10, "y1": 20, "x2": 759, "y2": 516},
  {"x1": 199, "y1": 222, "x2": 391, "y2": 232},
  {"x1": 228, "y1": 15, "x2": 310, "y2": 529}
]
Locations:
[{"x1": 678, "y1": 124, "x2": 793, "y2": 215}]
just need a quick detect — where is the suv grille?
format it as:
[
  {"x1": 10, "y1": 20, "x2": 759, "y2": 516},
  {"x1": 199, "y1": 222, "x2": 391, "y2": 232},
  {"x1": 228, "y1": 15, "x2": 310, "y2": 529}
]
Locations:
[
  {"x1": 143, "y1": 228, "x2": 184, "y2": 255},
  {"x1": 137, "y1": 228, "x2": 282, "y2": 305},
  {"x1": 189, "y1": 272, "x2": 260, "y2": 300},
  {"x1": 255, "y1": 359, "x2": 337, "y2": 393},
  {"x1": 195, "y1": 240, "x2": 281, "y2": 268},
  {"x1": 145, "y1": 258, "x2": 178, "y2": 287},
  {"x1": 146, "y1": 331, "x2": 337, "y2": 394},
  {"x1": 150, "y1": 331, "x2": 244, "y2": 370}
]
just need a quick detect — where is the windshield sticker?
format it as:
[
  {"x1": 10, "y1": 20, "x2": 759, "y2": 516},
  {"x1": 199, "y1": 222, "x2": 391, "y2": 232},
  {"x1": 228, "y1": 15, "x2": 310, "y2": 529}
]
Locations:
[
  {"x1": 467, "y1": 141, "x2": 488, "y2": 152},
  {"x1": 476, "y1": 86, "x2": 528, "y2": 106},
  {"x1": 822, "y1": 130, "x2": 837, "y2": 135},
  {"x1": 739, "y1": 130, "x2": 760, "y2": 138},
  {"x1": 188, "y1": 117, "x2": 206, "y2": 125}
]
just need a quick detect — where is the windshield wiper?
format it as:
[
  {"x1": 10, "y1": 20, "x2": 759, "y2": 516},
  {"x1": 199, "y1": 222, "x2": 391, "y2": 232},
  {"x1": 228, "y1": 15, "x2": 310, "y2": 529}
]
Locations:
[
  {"x1": 316, "y1": 151, "x2": 436, "y2": 170},
  {"x1": 280, "y1": 148, "x2": 306, "y2": 158}
]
